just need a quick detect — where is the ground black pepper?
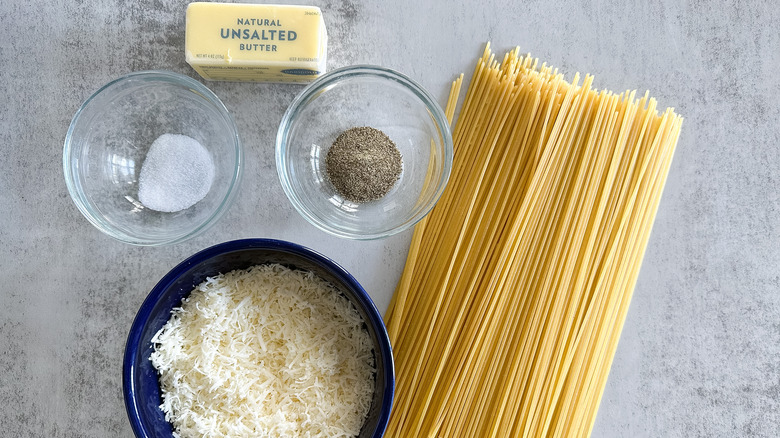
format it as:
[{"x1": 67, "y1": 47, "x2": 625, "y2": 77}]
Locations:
[{"x1": 325, "y1": 126, "x2": 403, "y2": 203}]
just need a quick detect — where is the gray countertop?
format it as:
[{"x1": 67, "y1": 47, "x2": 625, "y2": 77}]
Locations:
[{"x1": 2, "y1": 0, "x2": 778, "y2": 436}]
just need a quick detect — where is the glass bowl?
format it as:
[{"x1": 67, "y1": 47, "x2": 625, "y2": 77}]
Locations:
[
  {"x1": 276, "y1": 65, "x2": 453, "y2": 239},
  {"x1": 123, "y1": 239, "x2": 394, "y2": 438},
  {"x1": 63, "y1": 70, "x2": 242, "y2": 246}
]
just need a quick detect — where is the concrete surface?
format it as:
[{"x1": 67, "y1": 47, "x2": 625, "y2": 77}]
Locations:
[{"x1": 1, "y1": 0, "x2": 778, "y2": 436}]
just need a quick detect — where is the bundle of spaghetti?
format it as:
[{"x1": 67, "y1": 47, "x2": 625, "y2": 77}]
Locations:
[{"x1": 384, "y1": 43, "x2": 682, "y2": 438}]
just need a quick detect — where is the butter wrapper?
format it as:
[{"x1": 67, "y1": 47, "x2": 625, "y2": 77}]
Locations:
[{"x1": 185, "y1": 2, "x2": 328, "y2": 83}]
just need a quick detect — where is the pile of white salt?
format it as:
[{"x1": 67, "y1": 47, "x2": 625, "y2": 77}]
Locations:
[{"x1": 138, "y1": 134, "x2": 215, "y2": 213}]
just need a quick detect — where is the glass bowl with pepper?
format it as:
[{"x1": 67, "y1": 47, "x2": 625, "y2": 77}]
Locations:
[{"x1": 276, "y1": 65, "x2": 453, "y2": 239}]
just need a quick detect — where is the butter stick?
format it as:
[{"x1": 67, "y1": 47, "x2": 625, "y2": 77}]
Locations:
[{"x1": 185, "y1": 2, "x2": 328, "y2": 83}]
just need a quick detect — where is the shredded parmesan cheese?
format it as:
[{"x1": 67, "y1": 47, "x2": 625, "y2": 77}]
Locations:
[{"x1": 150, "y1": 264, "x2": 376, "y2": 438}]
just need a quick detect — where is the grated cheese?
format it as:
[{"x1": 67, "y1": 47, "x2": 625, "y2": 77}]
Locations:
[{"x1": 150, "y1": 264, "x2": 376, "y2": 438}]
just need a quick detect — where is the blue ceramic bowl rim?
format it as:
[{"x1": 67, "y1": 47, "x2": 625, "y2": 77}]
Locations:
[
  {"x1": 275, "y1": 64, "x2": 454, "y2": 240},
  {"x1": 62, "y1": 70, "x2": 243, "y2": 246},
  {"x1": 122, "y1": 238, "x2": 395, "y2": 438}
]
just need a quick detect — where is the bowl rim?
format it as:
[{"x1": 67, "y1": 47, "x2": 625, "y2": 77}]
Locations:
[
  {"x1": 122, "y1": 238, "x2": 395, "y2": 438},
  {"x1": 62, "y1": 70, "x2": 243, "y2": 246},
  {"x1": 275, "y1": 64, "x2": 454, "y2": 240}
]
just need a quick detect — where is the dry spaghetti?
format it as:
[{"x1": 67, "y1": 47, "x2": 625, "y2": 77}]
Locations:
[{"x1": 384, "y1": 43, "x2": 682, "y2": 438}]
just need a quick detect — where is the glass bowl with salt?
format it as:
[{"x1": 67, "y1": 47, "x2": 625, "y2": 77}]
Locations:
[
  {"x1": 276, "y1": 65, "x2": 453, "y2": 239},
  {"x1": 63, "y1": 70, "x2": 242, "y2": 246}
]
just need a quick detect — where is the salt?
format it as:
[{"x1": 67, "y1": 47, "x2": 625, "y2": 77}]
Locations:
[{"x1": 138, "y1": 133, "x2": 215, "y2": 213}]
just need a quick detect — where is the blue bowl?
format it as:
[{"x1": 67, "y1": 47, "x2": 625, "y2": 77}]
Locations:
[{"x1": 123, "y1": 239, "x2": 394, "y2": 437}]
